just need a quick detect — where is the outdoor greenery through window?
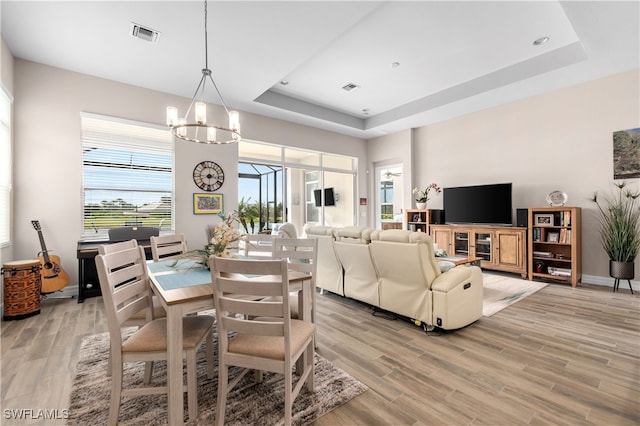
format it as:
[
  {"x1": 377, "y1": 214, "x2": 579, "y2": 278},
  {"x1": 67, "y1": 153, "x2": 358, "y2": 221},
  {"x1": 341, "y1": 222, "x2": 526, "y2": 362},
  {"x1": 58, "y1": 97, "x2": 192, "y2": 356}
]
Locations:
[
  {"x1": 81, "y1": 113, "x2": 173, "y2": 238},
  {"x1": 0, "y1": 86, "x2": 11, "y2": 246}
]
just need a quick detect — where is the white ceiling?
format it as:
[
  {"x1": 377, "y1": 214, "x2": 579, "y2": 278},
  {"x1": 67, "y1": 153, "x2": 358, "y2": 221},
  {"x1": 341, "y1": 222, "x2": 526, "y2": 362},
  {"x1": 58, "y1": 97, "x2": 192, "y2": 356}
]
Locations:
[{"x1": 1, "y1": 1, "x2": 638, "y2": 139}]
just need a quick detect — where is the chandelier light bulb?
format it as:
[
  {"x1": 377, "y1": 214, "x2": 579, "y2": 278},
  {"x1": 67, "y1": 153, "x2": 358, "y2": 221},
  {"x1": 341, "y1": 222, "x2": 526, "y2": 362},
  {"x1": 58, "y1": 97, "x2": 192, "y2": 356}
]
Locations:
[
  {"x1": 166, "y1": 106, "x2": 178, "y2": 127},
  {"x1": 176, "y1": 118, "x2": 187, "y2": 138},
  {"x1": 229, "y1": 111, "x2": 240, "y2": 132},
  {"x1": 195, "y1": 101, "x2": 207, "y2": 124},
  {"x1": 207, "y1": 127, "x2": 217, "y2": 143}
]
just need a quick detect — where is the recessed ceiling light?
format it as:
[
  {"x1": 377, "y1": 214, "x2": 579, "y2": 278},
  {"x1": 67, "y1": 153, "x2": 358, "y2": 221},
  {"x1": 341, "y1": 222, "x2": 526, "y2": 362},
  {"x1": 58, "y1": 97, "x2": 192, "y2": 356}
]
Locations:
[
  {"x1": 533, "y1": 36, "x2": 550, "y2": 46},
  {"x1": 280, "y1": 80, "x2": 289, "y2": 85},
  {"x1": 391, "y1": 62, "x2": 400, "y2": 68}
]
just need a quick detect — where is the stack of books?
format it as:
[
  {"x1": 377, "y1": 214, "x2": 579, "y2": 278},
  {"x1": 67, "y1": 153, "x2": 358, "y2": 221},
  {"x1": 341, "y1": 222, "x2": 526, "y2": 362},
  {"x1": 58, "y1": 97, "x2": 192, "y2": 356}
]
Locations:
[
  {"x1": 548, "y1": 266, "x2": 571, "y2": 277},
  {"x1": 533, "y1": 251, "x2": 553, "y2": 258}
]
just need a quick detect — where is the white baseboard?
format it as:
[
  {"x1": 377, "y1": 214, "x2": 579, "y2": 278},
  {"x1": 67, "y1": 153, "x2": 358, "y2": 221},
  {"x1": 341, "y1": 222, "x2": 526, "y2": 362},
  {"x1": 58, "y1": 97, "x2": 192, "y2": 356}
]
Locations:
[{"x1": 581, "y1": 274, "x2": 639, "y2": 292}]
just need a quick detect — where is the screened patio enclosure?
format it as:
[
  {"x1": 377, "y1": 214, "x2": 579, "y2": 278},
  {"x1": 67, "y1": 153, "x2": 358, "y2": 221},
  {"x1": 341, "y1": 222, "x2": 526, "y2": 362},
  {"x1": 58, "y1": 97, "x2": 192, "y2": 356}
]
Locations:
[{"x1": 238, "y1": 163, "x2": 283, "y2": 234}]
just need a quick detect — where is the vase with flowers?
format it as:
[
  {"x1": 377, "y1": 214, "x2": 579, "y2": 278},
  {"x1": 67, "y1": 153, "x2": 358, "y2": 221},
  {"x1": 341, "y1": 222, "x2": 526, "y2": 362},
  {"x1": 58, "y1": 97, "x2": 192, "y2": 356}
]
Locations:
[
  {"x1": 205, "y1": 211, "x2": 241, "y2": 257},
  {"x1": 412, "y1": 183, "x2": 441, "y2": 209},
  {"x1": 171, "y1": 212, "x2": 242, "y2": 269}
]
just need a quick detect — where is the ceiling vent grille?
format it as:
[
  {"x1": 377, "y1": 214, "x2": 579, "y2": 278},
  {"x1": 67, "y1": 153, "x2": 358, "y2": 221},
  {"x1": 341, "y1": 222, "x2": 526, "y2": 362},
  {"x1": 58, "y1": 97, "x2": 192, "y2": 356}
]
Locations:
[
  {"x1": 130, "y1": 22, "x2": 161, "y2": 43},
  {"x1": 342, "y1": 82, "x2": 360, "y2": 92}
]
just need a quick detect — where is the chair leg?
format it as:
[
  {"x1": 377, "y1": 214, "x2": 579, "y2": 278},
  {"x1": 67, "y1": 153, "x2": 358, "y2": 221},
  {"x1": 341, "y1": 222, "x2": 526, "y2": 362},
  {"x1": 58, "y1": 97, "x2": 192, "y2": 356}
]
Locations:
[
  {"x1": 186, "y1": 351, "x2": 198, "y2": 421},
  {"x1": 107, "y1": 345, "x2": 113, "y2": 376},
  {"x1": 284, "y1": 371, "x2": 293, "y2": 426},
  {"x1": 216, "y1": 364, "x2": 228, "y2": 426},
  {"x1": 143, "y1": 361, "x2": 154, "y2": 384},
  {"x1": 108, "y1": 366, "x2": 123, "y2": 426},
  {"x1": 206, "y1": 332, "x2": 214, "y2": 379},
  {"x1": 306, "y1": 343, "x2": 315, "y2": 392}
]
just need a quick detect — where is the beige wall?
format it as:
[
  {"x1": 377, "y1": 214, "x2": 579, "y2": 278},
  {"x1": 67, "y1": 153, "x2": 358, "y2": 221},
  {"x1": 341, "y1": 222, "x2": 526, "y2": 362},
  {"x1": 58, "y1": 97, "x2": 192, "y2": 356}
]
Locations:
[
  {"x1": 10, "y1": 59, "x2": 367, "y2": 294},
  {"x1": 1, "y1": 36, "x2": 15, "y2": 269},
  {"x1": 411, "y1": 68, "x2": 640, "y2": 285}
]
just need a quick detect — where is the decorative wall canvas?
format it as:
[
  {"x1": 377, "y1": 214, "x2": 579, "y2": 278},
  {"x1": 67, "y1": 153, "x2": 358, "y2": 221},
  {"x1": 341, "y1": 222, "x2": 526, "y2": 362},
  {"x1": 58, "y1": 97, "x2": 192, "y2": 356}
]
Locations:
[{"x1": 613, "y1": 128, "x2": 640, "y2": 179}]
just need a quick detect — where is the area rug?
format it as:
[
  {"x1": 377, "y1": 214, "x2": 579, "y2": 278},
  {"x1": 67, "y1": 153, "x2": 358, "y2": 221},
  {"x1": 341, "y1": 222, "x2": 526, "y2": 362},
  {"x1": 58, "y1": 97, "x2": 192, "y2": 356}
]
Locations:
[
  {"x1": 68, "y1": 331, "x2": 368, "y2": 425},
  {"x1": 482, "y1": 273, "x2": 548, "y2": 316}
]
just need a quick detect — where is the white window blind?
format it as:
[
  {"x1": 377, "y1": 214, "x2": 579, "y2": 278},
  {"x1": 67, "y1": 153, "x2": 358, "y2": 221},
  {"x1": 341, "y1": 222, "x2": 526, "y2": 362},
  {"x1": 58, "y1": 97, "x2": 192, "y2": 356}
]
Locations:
[
  {"x1": 0, "y1": 87, "x2": 12, "y2": 246},
  {"x1": 81, "y1": 113, "x2": 173, "y2": 238}
]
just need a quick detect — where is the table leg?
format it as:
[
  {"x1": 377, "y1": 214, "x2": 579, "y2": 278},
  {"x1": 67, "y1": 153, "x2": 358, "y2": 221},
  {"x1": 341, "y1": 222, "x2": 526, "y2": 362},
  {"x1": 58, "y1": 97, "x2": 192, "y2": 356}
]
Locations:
[{"x1": 167, "y1": 304, "x2": 184, "y2": 425}]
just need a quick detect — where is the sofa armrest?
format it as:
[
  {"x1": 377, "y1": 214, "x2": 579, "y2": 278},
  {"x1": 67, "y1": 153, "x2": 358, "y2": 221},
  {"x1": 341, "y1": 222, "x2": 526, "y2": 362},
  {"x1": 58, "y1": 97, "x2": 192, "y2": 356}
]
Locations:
[{"x1": 431, "y1": 265, "x2": 481, "y2": 292}]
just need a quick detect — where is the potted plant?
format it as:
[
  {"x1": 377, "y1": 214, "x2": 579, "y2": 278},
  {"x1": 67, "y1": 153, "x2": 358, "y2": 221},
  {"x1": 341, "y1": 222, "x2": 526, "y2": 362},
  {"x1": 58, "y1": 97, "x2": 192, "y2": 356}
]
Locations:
[
  {"x1": 591, "y1": 181, "x2": 640, "y2": 292},
  {"x1": 412, "y1": 183, "x2": 441, "y2": 209}
]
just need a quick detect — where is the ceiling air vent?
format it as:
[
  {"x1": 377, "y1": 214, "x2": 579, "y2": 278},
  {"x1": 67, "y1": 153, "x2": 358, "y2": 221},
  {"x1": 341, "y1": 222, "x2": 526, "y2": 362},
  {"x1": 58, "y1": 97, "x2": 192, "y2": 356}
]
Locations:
[
  {"x1": 341, "y1": 82, "x2": 360, "y2": 92},
  {"x1": 130, "y1": 22, "x2": 161, "y2": 44}
]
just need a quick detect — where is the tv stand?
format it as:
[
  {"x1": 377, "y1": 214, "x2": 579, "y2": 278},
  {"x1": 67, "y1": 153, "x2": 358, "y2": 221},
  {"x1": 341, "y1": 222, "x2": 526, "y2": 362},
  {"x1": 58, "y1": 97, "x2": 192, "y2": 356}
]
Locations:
[{"x1": 429, "y1": 224, "x2": 527, "y2": 278}]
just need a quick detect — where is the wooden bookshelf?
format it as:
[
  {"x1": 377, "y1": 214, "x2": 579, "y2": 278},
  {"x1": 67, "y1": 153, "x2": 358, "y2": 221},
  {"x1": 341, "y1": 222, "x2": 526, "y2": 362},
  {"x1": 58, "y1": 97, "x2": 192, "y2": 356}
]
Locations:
[{"x1": 528, "y1": 206, "x2": 581, "y2": 287}]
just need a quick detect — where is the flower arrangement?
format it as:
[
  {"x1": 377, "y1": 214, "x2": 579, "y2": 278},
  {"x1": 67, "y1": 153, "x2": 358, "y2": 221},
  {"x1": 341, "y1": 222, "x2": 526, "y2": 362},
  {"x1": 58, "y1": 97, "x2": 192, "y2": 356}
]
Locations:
[
  {"x1": 205, "y1": 211, "x2": 241, "y2": 257},
  {"x1": 412, "y1": 183, "x2": 441, "y2": 203},
  {"x1": 169, "y1": 212, "x2": 241, "y2": 269}
]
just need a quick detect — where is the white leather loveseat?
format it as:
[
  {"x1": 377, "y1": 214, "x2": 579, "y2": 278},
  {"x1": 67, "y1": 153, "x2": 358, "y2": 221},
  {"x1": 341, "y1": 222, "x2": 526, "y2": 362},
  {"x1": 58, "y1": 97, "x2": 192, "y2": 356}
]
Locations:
[{"x1": 304, "y1": 225, "x2": 483, "y2": 330}]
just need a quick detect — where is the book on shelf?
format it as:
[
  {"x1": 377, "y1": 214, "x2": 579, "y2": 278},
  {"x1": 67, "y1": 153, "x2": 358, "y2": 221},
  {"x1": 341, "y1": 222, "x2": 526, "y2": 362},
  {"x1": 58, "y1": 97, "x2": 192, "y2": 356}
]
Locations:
[
  {"x1": 547, "y1": 266, "x2": 571, "y2": 277},
  {"x1": 533, "y1": 251, "x2": 553, "y2": 258}
]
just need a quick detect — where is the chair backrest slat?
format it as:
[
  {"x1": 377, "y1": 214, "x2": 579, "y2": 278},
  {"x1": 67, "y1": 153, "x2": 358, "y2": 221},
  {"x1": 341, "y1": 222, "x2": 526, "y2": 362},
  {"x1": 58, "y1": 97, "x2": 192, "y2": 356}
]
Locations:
[
  {"x1": 273, "y1": 238, "x2": 317, "y2": 277},
  {"x1": 241, "y1": 233, "x2": 277, "y2": 258},
  {"x1": 98, "y1": 239, "x2": 138, "y2": 255},
  {"x1": 210, "y1": 257, "x2": 290, "y2": 339},
  {"x1": 96, "y1": 246, "x2": 153, "y2": 330},
  {"x1": 150, "y1": 233, "x2": 187, "y2": 261}
]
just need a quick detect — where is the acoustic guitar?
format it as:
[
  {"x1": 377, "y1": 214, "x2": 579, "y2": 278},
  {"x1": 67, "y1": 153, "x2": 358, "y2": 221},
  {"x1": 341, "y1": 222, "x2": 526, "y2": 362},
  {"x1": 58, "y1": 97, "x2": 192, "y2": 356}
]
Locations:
[{"x1": 31, "y1": 220, "x2": 70, "y2": 294}]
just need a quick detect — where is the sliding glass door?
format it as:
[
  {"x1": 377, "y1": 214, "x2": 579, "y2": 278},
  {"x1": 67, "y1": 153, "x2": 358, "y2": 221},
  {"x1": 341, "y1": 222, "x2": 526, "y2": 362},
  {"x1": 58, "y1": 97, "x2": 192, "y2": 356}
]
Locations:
[{"x1": 239, "y1": 141, "x2": 357, "y2": 233}]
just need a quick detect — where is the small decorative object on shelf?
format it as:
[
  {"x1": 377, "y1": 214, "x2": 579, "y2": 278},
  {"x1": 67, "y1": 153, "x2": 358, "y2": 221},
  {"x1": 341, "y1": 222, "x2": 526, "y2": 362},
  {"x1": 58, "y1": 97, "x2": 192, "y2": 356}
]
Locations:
[
  {"x1": 546, "y1": 190, "x2": 568, "y2": 206},
  {"x1": 412, "y1": 183, "x2": 441, "y2": 208}
]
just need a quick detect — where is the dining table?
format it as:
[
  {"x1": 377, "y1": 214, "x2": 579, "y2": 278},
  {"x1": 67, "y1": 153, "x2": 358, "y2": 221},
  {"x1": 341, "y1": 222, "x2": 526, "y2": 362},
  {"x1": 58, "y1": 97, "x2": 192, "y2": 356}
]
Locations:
[{"x1": 146, "y1": 256, "x2": 313, "y2": 425}]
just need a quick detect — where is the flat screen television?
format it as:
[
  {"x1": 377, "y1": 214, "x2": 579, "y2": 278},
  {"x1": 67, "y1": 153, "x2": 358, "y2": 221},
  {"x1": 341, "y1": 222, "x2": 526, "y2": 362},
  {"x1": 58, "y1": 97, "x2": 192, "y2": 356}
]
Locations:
[
  {"x1": 443, "y1": 183, "x2": 512, "y2": 226},
  {"x1": 313, "y1": 188, "x2": 335, "y2": 207}
]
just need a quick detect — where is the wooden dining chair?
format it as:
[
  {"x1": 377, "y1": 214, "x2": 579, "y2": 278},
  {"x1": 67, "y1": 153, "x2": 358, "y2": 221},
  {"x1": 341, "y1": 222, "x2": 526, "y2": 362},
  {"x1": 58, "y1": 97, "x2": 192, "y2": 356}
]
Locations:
[
  {"x1": 273, "y1": 238, "x2": 318, "y2": 322},
  {"x1": 209, "y1": 256, "x2": 315, "y2": 426},
  {"x1": 150, "y1": 233, "x2": 187, "y2": 261},
  {"x1": 98, "y1": 240, "x2": 168, "y2": 375},
  {"x1": 96, "y1": 245, "x2": 214, "y2": 425}
]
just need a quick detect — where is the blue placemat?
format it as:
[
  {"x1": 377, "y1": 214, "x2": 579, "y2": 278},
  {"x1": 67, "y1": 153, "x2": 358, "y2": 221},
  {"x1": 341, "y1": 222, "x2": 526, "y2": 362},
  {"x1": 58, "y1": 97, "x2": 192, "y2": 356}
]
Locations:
[{"x1": 154, "y1": 268, "x2": 211, "y2": 291}]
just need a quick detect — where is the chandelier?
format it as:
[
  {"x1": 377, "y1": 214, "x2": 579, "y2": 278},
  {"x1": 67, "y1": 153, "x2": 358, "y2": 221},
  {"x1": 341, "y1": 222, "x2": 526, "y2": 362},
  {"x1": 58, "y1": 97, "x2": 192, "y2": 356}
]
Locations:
[{"x1": 166, "y1": 0, "x2": 241, "y2": 144}]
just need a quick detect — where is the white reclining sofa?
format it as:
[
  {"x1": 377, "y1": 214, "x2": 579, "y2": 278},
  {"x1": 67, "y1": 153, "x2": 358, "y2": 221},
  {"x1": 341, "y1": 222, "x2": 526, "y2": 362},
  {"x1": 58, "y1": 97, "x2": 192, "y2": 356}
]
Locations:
[{"x1": 304, "y1": 225, "x2": 483, "y2": 330}]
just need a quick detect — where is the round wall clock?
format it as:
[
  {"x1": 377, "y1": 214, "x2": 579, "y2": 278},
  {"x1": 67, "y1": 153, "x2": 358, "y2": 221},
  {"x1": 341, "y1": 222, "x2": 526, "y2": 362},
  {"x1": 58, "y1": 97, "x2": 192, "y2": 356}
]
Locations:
[{"x1": 193, "y1": 161, "x2": 224, "y2": 192}]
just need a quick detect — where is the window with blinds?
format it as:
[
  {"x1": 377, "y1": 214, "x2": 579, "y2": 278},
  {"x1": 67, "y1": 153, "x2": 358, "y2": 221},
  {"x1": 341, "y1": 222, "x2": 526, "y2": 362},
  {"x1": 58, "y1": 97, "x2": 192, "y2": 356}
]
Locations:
[
  {"x1": 0, "y1": 87, "x2": 12, "y2": 246},
  {"x1": 81, "y1": 113, "x2": 173, "y2": 238}
]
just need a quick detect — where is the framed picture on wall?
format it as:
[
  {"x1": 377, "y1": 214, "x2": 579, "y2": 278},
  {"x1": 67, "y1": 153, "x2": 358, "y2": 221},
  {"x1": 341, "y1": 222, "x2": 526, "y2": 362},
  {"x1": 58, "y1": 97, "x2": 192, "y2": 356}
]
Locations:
[{"x1": 193, "y1": 193, "x2": 223, "y2": 214}]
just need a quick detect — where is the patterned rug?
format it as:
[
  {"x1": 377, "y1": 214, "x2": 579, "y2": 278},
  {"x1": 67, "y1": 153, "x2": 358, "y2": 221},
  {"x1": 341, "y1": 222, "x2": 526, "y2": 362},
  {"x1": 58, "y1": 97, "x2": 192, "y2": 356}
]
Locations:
[
  {"x1": 68, "y1": 331, "x2": 368, "y2": 425},
  {"x1": 482, "y1": 273, "x2": 548, "y2": 316}
]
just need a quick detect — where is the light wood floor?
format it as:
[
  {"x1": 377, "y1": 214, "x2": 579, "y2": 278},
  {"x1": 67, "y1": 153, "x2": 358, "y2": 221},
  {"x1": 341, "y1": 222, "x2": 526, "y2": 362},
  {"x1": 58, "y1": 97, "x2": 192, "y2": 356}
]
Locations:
[{"x1": 1, "y1": 280, "x2": 639, "y2": 425}]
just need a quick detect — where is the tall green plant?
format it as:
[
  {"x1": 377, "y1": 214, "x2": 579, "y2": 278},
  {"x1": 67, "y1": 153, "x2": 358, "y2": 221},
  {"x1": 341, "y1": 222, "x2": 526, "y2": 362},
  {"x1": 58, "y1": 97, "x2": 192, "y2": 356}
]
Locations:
[{"x1": 591, "y1": 181, "x2": 640, "y2": 262}]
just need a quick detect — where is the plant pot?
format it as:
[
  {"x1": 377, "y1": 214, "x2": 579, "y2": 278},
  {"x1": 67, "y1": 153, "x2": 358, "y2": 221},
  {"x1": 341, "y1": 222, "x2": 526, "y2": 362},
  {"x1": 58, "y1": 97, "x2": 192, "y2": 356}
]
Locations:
[
  {"x1": 609, "y1": 260, "x2": 635, "y2": 280},
  {"x1": 416, "y1": 202, "x2": 427, "y2": 209}
]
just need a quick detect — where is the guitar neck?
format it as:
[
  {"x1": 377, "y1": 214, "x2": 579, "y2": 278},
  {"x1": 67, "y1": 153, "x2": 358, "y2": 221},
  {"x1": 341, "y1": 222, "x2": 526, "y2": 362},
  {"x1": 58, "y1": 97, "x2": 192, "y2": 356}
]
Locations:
[{"x1": 36, "y1": 230, "x2": 51, "y2": 263}]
